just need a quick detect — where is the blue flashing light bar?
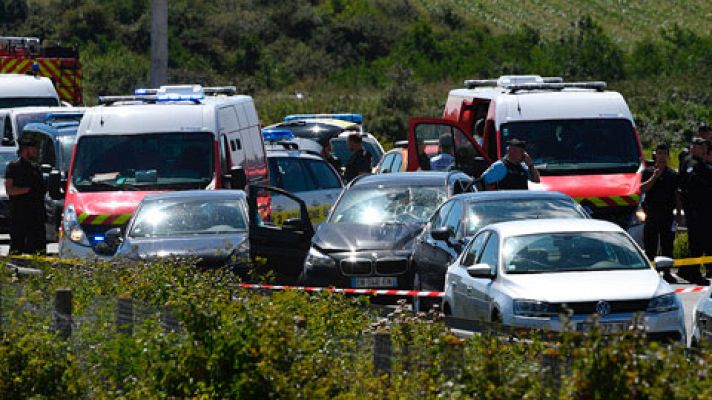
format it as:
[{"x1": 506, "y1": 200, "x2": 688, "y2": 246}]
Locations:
[
  {"x1": 262, "y1": 128, "x2": 295, "y2": 142},
  {"x1": 283, "y1": 113, "x2": 363, "y2": 124},
  {"x1": 45, "y1": 113, "x2": 83, "y2": 122},
  {"x1": 156, "y1": 93, "x2": 204, "y2": 102},
  {"x1": 93, "y1": 235, "x2": 105, "y2": 243}
]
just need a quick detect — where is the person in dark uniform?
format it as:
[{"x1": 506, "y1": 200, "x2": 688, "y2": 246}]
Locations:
[
  {"x1": 678, "y1": 123, "x2": 712, "y2": 171},
  {"x1": 343, "y1": 133, "x2": 372, "y2": 182},
  {"x1": 5, "y1": 136, "x2": 47, "y2": 255},
  {"x1": 319, "y1": 139, "x2": 342, "y2": 174},
  {"x1": 640, "y1": 144, "x2": 680, "y2": 283},
  {"x1": 417, "y1": 140, "x2": 431, "y2": 171},
  {"x1": 479, "y1": 138, "x2": 540, "y2": 190},
  {"x1": 679, "y1": 138, "x2": 712, "y2": 285}
]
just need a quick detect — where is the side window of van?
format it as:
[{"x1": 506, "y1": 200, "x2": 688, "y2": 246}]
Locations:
[
  {"x1": 2, "y1": 116, "x2": 14, "y2": 146},
  {"x1": 218, "y1": 107, "x2": 239, "y2": 134}
]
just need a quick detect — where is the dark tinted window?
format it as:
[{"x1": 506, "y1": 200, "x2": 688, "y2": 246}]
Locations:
[
  {"x1": 269, "y1": 157, "x2": 315, "y2": 192},
  {"x1": 331, "y1": 139, "x2": 381, "y2": 167},
  {"x1": 462, "y1": 231, "x2": 489, "y2": 266},
  {"x1": 466, "y1": 198, "x2": 586, "y2": 235},
  {"x1": 59, "y1": 136, "x2": 75, "y2": 172},
  {"x1": 391, "y1": 152, "x2": 403, "y2": 172},
  {"x1": 431, "y1": 200, "x2": 454, "y2": 229},
  {"x1": 500, "y1": 119, "x2": 640, "y2": 174},
  {"x1": 379, "y1": 153, "x2": 395, "y2": 173},
  {"x1": 0, "y1": 97, "x2": 60, "y2": 109},
  {"x1": 444, "y1": 200, "x2": 463, "y2": 235},
  {"x1": 479, "y1": 233, "x2": 500, "y2": 272},
  {"x1": 304, "y1": 158, "x2": 341, "y2": 189}
]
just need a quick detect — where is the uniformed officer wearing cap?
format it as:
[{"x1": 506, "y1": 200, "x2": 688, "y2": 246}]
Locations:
[
  {"x1": 479, "y1": 138, "x2": 540, "y2": 190},
  {"x1": 344, "y1": 133, "x2": 372, "y2": 182},
  {"x1": 4, "y1": 136, "x2": 47, "y2": 255},
  {"x1": 640, "y1": 143, "x2": 681, "y2": 283}
]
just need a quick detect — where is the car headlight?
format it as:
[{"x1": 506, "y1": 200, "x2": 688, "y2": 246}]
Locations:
[
  {"x1": 305, "y1": 247, "x2": 335, "y2": 269},
  {"x1": 63, "y1": 204, "x2": 90, "y2": 246},
  {"x1": 513, "y1": 299, "x2": 558, "y2": 317},
  {"x1": 631, "y1": 208, "x2": 646, "y2": 225},
  {"x1": 647, "y1": 293, "x2": 678, "y2": 313}
]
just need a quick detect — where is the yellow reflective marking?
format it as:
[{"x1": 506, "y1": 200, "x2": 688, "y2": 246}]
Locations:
[
  {"x1": 77, "y1": 212, "x2": 89, "y2": 223},
  {"x1": 91, "y1": 214, "x2": 109, "y2": 225},
  {"x1": 588, "y1": 197, "x2": 608, "y2": 208},
  {"x1": 609, "y1": 196, "x2": 628, "y2": 206},
  {"x1": 112, "y1": 214, "x2": 132, "y2": 225}
]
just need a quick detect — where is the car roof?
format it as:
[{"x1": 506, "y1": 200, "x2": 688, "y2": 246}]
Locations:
[
  {"x1": 141, "y1": 190, "x2": 247, "y2": 202},
  {"x1": 23, "y1": 120, "x2": 81, "y2": 138},
  {"x1": 485, "y1": 218, "x2": 623, "y2": 238},
  {"x1": 454, "y1": 190, "x2": 575, "y2": 202},
  {"x1": 265, "y1": 148, "x2": 323, "y2": 160},
  {"x1": 0, "y1": 74, "x2": 59, "y2": 99},
  {"x1": 351, "y1": 172, "x2": 463, "y2": 188}
]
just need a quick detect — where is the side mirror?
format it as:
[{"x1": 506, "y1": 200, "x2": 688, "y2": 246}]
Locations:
[
  {"x1": 47, "y1": 170, "x2": 62, "y2": 200},
  {"x1": 282, "y1": 217, "x2": 305, "y2": 232},
  {"x1": 466, "y1": 264, "x2": 494, "y2": 279},
  {"x1": 431, "y1": 226, "x2": 452, "y2": 241},
  {"x1": 228, "y1": 166, "x2": 247, "y2": 190},
  {"x1": 654, "y1": 256, "x2": 674, "y2": 271}
]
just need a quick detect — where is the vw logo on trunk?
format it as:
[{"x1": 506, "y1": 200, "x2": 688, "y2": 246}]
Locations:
[{"x1": 596, "y1": 301, "x2": 611, "y2": 316}]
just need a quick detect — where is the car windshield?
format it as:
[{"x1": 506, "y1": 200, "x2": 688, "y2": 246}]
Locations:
[
  {"x1": 130, "y1": 198, "x2": 247, "y2": 238},
  {"x1": 500, "y1": 119, "x2": 640, "y2": 175},
  {"x1": 0, "y1": 151, "x2": 16, "y2": 175},
  {"x1": 0, "y1": 97, "x2": 60, "y2": 109},
  {"x1": 331, "y1": 138, "x2": 382, "y2": 167},
  {"x1": 467, "y1": 198, "x2": 586, "y2": 235},
  {"x1": 503, "y1": 232, "x2": 648, "y2": 274},
  {"x1": 16, "y1": 112, "x2": 52, "y2": 135},
  {"x1": 329, "y1": 185, "x2": 448, "y2": 225},
  {"x1": 71, "y1": 132, "x2": 213, "y2": 192}
]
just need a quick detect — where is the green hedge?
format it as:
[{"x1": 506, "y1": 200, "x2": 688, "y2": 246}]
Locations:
[{"x1": 1, "y1": 257, "x2": 710, "y2": 399}]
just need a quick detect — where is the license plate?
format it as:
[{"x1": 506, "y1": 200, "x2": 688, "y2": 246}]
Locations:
[
  {"x1": 351, "y1": 277, "x2": 398, "y2": 288},
  {"x1": 577, "y1": 321, "x2": 631, "y2": 334}
]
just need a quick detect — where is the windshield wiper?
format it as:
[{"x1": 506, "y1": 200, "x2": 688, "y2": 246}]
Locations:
[{"x1": 88, "y1": 180, "x2": 141, "y2": 191}]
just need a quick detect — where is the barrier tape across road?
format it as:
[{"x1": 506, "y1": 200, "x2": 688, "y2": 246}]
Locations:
[{"x1": 5, "y1": 255, "x2": 712, "y2": 297}]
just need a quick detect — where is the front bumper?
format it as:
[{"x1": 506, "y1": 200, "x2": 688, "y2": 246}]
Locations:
[
  {"x1": 505, "y1": 308, "x2": 686, "y2": 343},
  {"x1": 301, "y1": 250, "x2": 413, "y2": 290}
]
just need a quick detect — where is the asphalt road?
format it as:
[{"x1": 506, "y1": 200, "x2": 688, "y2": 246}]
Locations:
[{"x1": 0, "y1": 234, "x2": 707, "y2": 344}]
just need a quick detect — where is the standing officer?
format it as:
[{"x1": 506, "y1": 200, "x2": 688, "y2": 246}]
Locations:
[
  {"x1": 5, "y1": 136, "x2": 47, "y2": 255},
  {"x1": 319, "y1": 139, "x2": 342, "y2": 174},
  {"x1": 679, "y1": 138, "x2": 712, "y2": 285},
  {"x1": 344, "y1": 133, "x2": 372, "y2": 182},
  {"x1": 640, "y1": 144, "x2": 680, "y2": 283},
  {"x1": 479, "y1": 138, "x2": 540, "y2": 190}
]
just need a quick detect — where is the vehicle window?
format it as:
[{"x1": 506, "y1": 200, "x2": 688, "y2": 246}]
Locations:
[
  {"x1": 269, "y1": 157, "x2": 315, "y2": 193},
  {"x1": 0, "y1": 97, "x2": 59, "y2": 109},
  {"x1": 500, "y1": 119, "x2": 640, "y2": 174},
  {"x1": 58, "y1": 136, "x2": 75, "y2": 172},
  {"x1": 414, "y1": 123, "x2": 455, "y2": 159},
  {"x1": 331, "y1": 138, "x2": 381, "y2": 168},
  {"x1": 503, "y1": 232, "x2": 648, "y2": 274},
  {"x1": 304, "y1": 158, "x2": 341, "y2": 189},
  {"x1": 478, "y1": 233, "x2": 500, "y2": 273},
  {"x1": 466, "y1": 198, "x2": 587, "y2": 235},
  {"x1": 220, "y1": 135, "x2": 229, "y2": 175},
  {"x1": 218, "y1": 107, "x2": 239, "y2": 133},
  {"x1": 444, "y1": 200, "x2": 463, "y2": 236},
  {"x1": 391, "y1": 152, "x2": 403, "y2": 172},
  {"x1": 453, "y1": 129, "x2": 487, "y2": 176},
  {"x1": 462, "y1": 231, "x2": 489, "y2": 266},
  {"x1": 36, "y1": 134, "x2": 56, "y2": 167},
  {"x1": 379, "y1": 153, "x2": 394, "y2": 173},
  {"x1": 16, "y1": 113, "x2": 48, "y2": 136},
  {"x1": 2, "y1": 116, "x2": 13, "y2": 146},
  {"x1": 71, "y1": 132, "x2": 214, "y2": 192},
  {"x1": 130, "y1": 198, "x2": 247, "y2": 237},
  {"x1": 431, "y1": 200, "x2": 454, "y2": 229},
  {"x1": 330, "y1": 185, "x2": 448, "y2": 225},
  {"x1": 0, "y1": 151, "x2": 16, "y2": 176}
]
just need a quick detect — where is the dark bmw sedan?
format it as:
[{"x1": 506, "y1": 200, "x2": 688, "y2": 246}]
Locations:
[
  {"x1": 411, "y1": 190, "x2": 588, "y2": 310},
  {"x1": 299, "y1": 172, "x2": 473, "y2": 292}
]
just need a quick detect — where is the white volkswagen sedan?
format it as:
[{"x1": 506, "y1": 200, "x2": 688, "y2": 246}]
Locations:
[
  {"x1": 691, "y1": 288, "x2": 712, "y2": 347},
  {"x1": 443, "y1": 219, "x2": 686, "y2": 343}
]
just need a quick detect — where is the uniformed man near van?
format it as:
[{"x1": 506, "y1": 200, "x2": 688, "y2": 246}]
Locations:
[
  {"x1": 678, "y1": 123, "x2": 712, "y2": 172},
  {"x1": 640, "y1": 144, "x2": 680, "y2": 283},
  {"x1": 319, "y1": 139, "x2": 342, "y2": 174},
  {"x1": 5, "y1": 136, "x2": 46, "y2": 255},
  {"x1": 480, "y1": 138, "x2": 540, "y2": 190},
  {"x1": 344, "y1": 133, "x2": 372, "y2": 182}
]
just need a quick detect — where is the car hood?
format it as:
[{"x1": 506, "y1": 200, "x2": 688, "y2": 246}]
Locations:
[
  {"x1": 499, "y1": 269, "x2": 668, "y2": 302},
  {"x1": 67, "y1": 191, "x2": 163, "y2": 225},
  {"x1": 120, "y1": 234, "x2": 248, "y2": 266},
  {"x1": 313, "y1": 223, "x2": 423, "y2": 252}
]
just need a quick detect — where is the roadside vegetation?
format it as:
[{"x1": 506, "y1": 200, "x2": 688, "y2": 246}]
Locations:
[
  {"x1": 1, "y1": 257, "x2": 710, "y2": 398},
  {"x1": 3, "y1": 0, "x2": 711, "y2": 147}
]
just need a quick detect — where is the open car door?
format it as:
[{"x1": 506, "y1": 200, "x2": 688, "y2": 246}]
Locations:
[
  {"x1": 248, "y1": 185, "x2": 315, "y2": 280},
  {"x1": 407, "y1": 117, "x2": 492, "y2": 178}
]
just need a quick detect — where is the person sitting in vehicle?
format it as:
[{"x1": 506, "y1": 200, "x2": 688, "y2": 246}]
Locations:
[
  {"x1": 430, "y1": 134, "x2": 455, "y2": 171},
  {"x1": 417, "y1": 139, "x2": 431, "y2": 171},
  {"x1": 479, "y1": 138, "x2": 541, "y2": 190}
]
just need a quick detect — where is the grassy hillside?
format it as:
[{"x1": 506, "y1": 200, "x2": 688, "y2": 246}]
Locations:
[{"x1": 421, "y1": 0, "x2": 712, "y2": 45}]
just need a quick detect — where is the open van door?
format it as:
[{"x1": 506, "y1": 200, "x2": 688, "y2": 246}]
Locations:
[
  {"x1": 248, "y1": 185, "x2": 314, "y2": 280},
  {"x1": 407, "y1": 118, "x2": 492, "y2": 178}
]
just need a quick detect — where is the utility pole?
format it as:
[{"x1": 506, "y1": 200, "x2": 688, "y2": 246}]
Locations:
[{"x1": 150, "y1": 0, "x2": 168, "y2": 87}]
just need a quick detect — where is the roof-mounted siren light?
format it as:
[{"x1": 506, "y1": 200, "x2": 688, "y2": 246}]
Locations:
[
  {"x1": 156, "y1": 85, "x2": 205, "y2": 101},
  {"x1": 497, "y1": 75, "x2": 545, "y2": 86},
  {"x1": 505, "y1": 81, "x2": 607, "y2": 93},
  {"x1": 204, "y1": 86, "x2": 237, "y2": 96},
  {"x1": 98, "y1": 95, "x2": 158, "y2": 105},
  {"x1": 283, "y1": 113, "x2": 363, "y2": 124},
  {"x1": 541, "y1": 77, "x2": 564, "y2": 83},
  {"x1": 463, "y1": 79, "x2": 499, "y2": 89}
]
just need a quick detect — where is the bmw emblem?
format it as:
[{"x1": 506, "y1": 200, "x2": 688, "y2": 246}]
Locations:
[{"x1": 595, "y1": 301, "x2": 611, "y2": 316}]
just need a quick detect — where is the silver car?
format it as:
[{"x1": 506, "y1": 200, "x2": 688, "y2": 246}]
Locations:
[
  {"x1": 691, "y1": 288, "x2": 712, "y2": 347},
  {"x1": 443, "y1": 219, "x2": 686, "y2": 343}
]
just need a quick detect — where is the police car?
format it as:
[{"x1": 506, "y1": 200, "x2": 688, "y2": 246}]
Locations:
[
  {"x1": 330, "y1": 131, "x2": 384, "y2": 172},
  {"x1": 262, "y1": 129, "x2": 344, "y2": 227}
]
